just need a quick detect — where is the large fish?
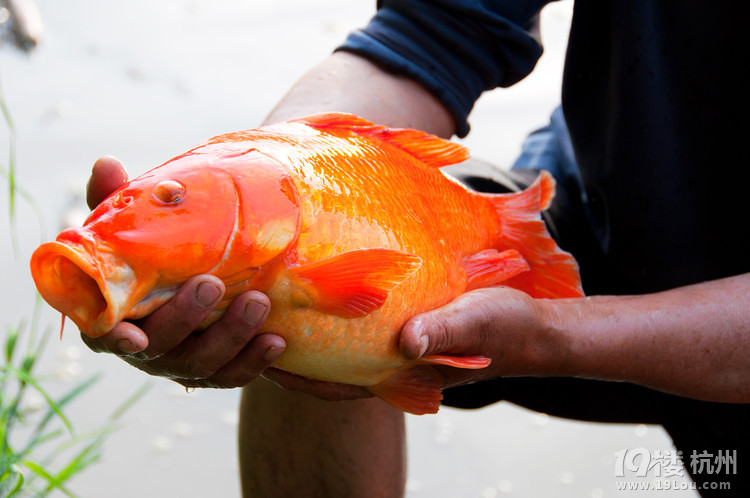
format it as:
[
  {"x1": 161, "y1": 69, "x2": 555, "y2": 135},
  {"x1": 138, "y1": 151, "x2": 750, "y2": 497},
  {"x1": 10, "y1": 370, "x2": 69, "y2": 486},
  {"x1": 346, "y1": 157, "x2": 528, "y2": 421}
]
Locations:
[{"x1": 30, "y1": 113, "x2": 582, "y2": 414}]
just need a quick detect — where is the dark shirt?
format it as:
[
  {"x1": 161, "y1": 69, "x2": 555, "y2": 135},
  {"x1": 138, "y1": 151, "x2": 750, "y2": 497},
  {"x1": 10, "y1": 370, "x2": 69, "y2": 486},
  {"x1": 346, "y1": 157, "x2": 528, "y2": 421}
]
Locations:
[{"x1": 338, "y1": 0, "x2": 750, "y2": 295}]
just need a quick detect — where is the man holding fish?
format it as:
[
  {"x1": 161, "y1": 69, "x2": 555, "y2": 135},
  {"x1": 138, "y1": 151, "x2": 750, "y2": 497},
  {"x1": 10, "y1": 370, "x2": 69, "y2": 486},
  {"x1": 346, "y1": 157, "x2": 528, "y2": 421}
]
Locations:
[{"x1": 80, "y1": 1, "x2": 749, "y2": 496}]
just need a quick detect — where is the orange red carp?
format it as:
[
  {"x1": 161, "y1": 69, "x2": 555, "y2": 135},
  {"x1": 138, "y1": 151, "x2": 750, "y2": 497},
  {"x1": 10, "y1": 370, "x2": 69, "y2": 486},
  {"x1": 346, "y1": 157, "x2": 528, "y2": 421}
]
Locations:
[{"x1": 30, "y1": 113, "x2": 582, "y2": 414}]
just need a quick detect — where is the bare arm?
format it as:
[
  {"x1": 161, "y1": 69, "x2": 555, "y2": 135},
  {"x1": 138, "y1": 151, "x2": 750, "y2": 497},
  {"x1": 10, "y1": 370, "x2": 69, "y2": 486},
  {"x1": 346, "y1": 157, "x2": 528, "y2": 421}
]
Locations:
[
  {"x1": 400, "y1": 273, "x2": 750, "y2": 403},
  {"x1": 263, "y1": 51, "x2": 456, "y2": 137},
  {"x1": 557, "y1": 273, "x2": 750, "y2": 402}
]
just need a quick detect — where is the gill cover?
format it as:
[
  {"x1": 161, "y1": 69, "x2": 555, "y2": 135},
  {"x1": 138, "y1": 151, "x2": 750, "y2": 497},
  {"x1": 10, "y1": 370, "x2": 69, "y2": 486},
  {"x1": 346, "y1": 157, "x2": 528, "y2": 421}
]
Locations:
[{"x1": 211, "y1": 149, "x2": 300, "y2": 274}]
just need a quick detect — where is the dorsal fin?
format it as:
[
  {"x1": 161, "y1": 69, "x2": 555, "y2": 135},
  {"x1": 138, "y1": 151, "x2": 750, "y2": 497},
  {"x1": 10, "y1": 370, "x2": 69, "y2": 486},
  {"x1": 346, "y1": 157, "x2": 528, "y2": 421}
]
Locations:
[
  {"x1": 292, "y1": 112, "x2": 470, "y2": 168},
  {"x1": 291, "y1": 112, "x2": 375, "y2": 130}
]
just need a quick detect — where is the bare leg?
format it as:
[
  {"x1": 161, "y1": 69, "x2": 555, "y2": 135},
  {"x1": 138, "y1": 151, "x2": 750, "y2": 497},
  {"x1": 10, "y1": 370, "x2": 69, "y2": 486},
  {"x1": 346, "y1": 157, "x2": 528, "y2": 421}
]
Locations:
[{"x1": 239, "y1": 378, "x2": 407, "y2": 498}]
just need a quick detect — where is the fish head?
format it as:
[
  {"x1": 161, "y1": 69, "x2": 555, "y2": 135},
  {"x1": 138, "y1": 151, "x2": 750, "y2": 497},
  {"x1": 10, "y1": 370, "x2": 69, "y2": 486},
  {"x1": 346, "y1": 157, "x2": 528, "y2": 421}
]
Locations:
[{"x1": 30, "y1": 149, "x2": 300, "y2": 338}]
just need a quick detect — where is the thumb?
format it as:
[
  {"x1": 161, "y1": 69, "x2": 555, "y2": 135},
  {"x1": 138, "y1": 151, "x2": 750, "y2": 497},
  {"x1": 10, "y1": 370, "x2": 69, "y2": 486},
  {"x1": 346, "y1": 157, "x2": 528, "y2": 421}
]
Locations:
[
  {"x1": 400, "y1": 291, "x2": 493, "y2": 360},
  {"x1": 86, "y1": 155, "x2": 129, "y2": 209},
  {"x1": 399, "y1": 313, "x2": 440, "y2": 360}
]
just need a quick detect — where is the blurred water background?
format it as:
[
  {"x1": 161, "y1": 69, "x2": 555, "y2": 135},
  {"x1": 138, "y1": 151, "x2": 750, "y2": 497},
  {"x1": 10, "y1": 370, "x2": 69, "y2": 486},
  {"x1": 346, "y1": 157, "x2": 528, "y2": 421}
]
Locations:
[{"x1": 1, "y1": 1, "x2": 697, "y2": 496}]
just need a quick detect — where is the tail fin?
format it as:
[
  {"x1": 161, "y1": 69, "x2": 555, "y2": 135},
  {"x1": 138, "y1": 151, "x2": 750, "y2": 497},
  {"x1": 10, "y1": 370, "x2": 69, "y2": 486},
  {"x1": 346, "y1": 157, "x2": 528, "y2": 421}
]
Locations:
[{"x1": 486, "y1": 171, "x2": 583, "y2": 298}]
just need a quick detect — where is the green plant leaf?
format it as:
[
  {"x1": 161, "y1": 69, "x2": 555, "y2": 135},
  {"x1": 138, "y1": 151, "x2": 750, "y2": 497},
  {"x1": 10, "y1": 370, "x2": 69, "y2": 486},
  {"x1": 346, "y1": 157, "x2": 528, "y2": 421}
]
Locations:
[
  {"x1": 0, "y1": 464, "x2": 25, "y2": 497},
  {"x1": 4, "y1": 328, "x2": 19, "y2": 364},
  {"x1": 19, "y1": 375, "x2": 100, "y2": 458},
  {"x1": 22, "y1": 459, "x2": 76, "y2": 498},
  {"x1": 1, "y1": 365, "x2": 74, "y2": 435}
]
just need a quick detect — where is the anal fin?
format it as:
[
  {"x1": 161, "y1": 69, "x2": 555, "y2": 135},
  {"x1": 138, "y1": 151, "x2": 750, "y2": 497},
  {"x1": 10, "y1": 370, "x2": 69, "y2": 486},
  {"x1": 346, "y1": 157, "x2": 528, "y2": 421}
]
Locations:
[
  {"x1": 367, "y1": 355, "x2": 491, "y2": 415},
  {"x1": 368, "y1": 369, "x2": 444, "y2": 415}
]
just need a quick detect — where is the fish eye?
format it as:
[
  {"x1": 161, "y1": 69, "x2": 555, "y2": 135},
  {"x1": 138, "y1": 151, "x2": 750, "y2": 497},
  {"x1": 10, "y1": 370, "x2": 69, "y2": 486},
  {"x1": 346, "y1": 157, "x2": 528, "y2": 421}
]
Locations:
[{"x1": 152, "y1": 180, "x2": 186, "y2": 205}]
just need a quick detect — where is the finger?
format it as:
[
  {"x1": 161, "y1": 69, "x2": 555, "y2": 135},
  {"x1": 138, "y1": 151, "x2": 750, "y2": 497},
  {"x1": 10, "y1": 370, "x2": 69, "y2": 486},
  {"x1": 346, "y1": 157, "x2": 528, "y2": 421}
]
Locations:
[
  {"x1": 136, "y1": 275, "x2": 225, "y2": 358},
  {"x1": 80, "y1": 321, "x2": 148, "y2": 355},
  {"x1": 164, "y1": 290, "x2": 272, "y2": 381},
  {"x1": 399, "y1": 289, "x2": 497, "y2": 360},
  {"x1": 262, "y1": 368, "x2": 373, "y2": 401},
  {"x1": 399, "y1": 302, "x2": 467, "y2": 360},
  {"x1": 174, "y1": 333, "x2": 285, "y2": 389},
  {"x1": 86, "y1": 155, "x2": 129, "y2": 209},
  {"x1": 399, "y1": 314, "x2": 434, "y2": 360}
]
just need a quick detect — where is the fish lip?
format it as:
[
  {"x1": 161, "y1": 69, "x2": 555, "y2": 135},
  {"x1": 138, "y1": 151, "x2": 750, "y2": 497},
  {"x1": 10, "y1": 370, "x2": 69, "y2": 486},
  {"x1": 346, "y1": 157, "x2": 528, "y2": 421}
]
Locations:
[{"x1": 30, "y1": 230, "x2": 133, "y2": 338}]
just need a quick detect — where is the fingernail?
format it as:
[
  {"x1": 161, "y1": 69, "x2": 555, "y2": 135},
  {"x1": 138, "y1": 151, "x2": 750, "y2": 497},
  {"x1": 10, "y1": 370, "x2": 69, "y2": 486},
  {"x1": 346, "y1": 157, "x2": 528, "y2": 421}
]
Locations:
[
  {"x1": 263, "y1": 346, "x2": 283, "y2": 362},
  {"x1": 244, "y1": 299, "x2": 268, "y2": 326},
  {"x1": 117, "y1": 338, "x2": 141, "y2": 355},
  {"x1": 195, "y1": 281, "x2": 221, "y2": 307},
  {"x1": 417, "y1": 335, "x2": 429, "y2": 357}
]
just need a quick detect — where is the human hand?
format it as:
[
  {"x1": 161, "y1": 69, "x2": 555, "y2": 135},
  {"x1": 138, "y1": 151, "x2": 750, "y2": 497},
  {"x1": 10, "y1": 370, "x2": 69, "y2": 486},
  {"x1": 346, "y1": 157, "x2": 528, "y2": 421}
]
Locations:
[
  {"x1": 399, "y1": 286, "x2": 570, "y2": 389},
  {"x1": 80, "y1": 156, "x2": 285, "y2": 388},
  {"x1": 260, "y1": 368, "x2": 372, "y2": 401},
  {"x1": 267, "y1": 286, "x2": 569, "y2": 402}
]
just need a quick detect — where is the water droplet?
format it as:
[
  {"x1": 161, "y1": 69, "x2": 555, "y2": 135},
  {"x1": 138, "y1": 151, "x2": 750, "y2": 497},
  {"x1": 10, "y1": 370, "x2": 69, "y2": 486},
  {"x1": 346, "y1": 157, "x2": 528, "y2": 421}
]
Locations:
[
  {"x1": 60, "y1": 346, "x2": 82, "y2": 361},
  {"x1": 634, "y1": 424, "x2": 648, "y2": 437},
  {"x1": 433, "y1": 416, "x2": 455, "y2": 445},
  {"x1": 591, "y1": 488, "x2": 604, "y2": 498},
  {"x1": 172, "y1": 422, "x2": 194, "y2": 438},
  {"x1": 151, "y1": 436, "x2": 172, "y2": 453},
  {"x1": 560, "y1": 471, "x2": 575, "y2": 484},
  {"x1": 67, "y1": 362, "x2": 83, "y2": 376},
  {"x1": 481, "y1": 486, "x2": 498, "y2": 498},
  {"x1": 168, "y1": 384, "x2": 193, "y2": 398},
  {"x1": 534, "y1": 413, "x2": 550, "y2": 426},
  {"x1": 405, "y1": 479, "x2": 422, "y2": 493},
  {"x1": 52, "y1": 100, "x2": 74, "y2": 119},
  {"x1": 220, "y1": 410, "x2": 238, "y2": 426},
  {"x1": 497, "y1": 480, "x2": 513, "y2": 493},
  {"x1": 19, "y1": 390, "x2": 46, "y2": 413}
]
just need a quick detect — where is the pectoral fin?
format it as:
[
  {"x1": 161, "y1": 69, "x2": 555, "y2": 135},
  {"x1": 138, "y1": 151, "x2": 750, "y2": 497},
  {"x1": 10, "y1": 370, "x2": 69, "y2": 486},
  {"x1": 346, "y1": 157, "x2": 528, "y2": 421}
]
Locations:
[{"x1": 288, "y1": 248, "x2": 422, "y2": 318}]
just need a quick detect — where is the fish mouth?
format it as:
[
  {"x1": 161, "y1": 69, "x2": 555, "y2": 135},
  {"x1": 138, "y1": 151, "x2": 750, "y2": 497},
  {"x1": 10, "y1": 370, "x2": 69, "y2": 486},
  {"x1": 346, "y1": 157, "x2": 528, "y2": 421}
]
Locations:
[{"x1": 30, "y1": 231, "x2": 142, "y2": 338}]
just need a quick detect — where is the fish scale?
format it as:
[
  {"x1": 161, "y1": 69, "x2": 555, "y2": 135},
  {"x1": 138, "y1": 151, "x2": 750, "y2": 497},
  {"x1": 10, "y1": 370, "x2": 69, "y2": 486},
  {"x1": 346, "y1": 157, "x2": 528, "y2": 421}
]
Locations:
[{"x1": 30, "y1": 113, "x2": 583, "y2": 414}]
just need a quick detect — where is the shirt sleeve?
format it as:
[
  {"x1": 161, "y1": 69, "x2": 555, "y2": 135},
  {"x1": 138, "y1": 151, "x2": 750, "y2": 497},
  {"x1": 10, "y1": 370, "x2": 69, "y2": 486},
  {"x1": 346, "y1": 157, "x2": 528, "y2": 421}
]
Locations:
[{"x1": 336, "y1": 0, "x2": 552, "y2": 136}]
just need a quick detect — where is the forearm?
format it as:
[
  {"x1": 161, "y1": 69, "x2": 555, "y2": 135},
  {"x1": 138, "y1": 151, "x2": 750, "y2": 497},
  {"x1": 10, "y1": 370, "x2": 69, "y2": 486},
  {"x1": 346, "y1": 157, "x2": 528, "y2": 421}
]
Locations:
[
  {"x1": 551, "y1": 273, "x2": 750, "y2": 402},
  {"x1": 262, "y1": 51, "x2": 456, "y2": 137}
]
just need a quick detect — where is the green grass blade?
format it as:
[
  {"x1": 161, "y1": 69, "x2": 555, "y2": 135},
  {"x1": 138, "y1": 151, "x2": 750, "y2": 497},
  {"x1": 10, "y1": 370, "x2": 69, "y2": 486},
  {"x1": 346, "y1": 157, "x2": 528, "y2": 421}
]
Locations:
[
  {"x1": 19, "y1": 375, "x2": 100, "y2": 458},
  {"x1": 4, "y1": 327, "x2": 19, "y2": 364},
  {"x1": 109, "y1": 381, "x2": 151, "y2": 421},
  {"x1": 0, "y1": 77, "x2": 19, "y2": 257},
  {"x1": 46, "y1": 431, "x2": 108, "y2": 490},
  {"x1": 0, "y1": 464, "x2": 25, "y2": 497},
  {"x1": 2, "y1": 365, "x2": 74, "y2": 435},
  {"x1": 21, "y1": 459, "x2": 76, "y2": 498}
]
